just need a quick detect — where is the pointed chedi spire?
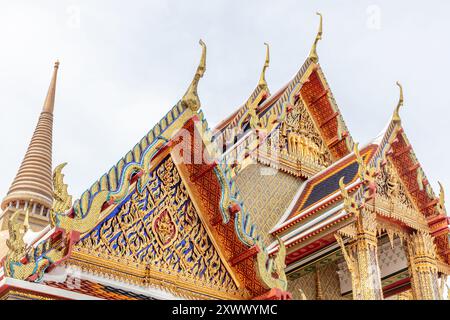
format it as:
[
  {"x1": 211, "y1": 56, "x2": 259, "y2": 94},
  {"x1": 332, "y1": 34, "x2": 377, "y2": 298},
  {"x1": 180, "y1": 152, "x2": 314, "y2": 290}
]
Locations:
[
  {"x1": 1, "y1": 61, "x2": 60, "y2": 230},
  {"x1": 309, "y1": 12, "x2": 323, "y2": 63}
]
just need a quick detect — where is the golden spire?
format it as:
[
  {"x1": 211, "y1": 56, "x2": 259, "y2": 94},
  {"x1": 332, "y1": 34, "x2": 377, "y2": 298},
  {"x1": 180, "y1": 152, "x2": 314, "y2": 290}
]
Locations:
[
  {"x1": 258, "y1": 43, "x2": 270, "y2": 88},
  {"x1": 1, "y1": 61, "x2": 60, "y2": 223},
  {"x1": 393, "y1": 81, "x2": 404, "y2": 122},
  {"x1": 42, "y1": 60, "x2": 60, "y2": 114},
  {"x1": 181, "y1": 40, "x2": 206, "y2": 112},
  {"x1": 308, "y1": 12, "x2": 323, "y2": 63}
]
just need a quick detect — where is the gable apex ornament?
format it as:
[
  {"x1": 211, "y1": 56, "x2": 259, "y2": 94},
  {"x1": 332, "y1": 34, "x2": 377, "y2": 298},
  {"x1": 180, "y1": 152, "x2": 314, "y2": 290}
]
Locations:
[
  {"x1": 393, "y1": 81, "x2": 404, "y2": 122},
  {"x1": 181, "y1": 39, "x2": 207, "y2": 112},
  {"x1": 308, "y1": 12, "x2": 323, "y2": 63},
  {"x1": 258, "y1": 42, "x2": 270, "y2": 89}
]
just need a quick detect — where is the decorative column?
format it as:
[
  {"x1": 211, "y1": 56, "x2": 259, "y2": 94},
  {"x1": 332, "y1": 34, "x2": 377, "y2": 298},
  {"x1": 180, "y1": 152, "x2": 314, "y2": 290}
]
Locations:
[
  {"x1": 354, "y1": 208, "x2": 383, "y2": 299},
  {"x1": 406, "y1": 231, "x2": 440, "y2": 299},
  {"x1": 336, "y1": 209, "x2": 383, "y2": 300},
  {"x1": 315, "y1": 267, "x2": 324, "y2": 300},
  {"x1": 336, "y1": 145, "x2": 384, "y2": 300}
]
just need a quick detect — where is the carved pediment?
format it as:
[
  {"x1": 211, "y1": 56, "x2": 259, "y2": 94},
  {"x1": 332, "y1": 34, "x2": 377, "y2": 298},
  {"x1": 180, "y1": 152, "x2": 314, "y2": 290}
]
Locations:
[
  {"x1": 75, "y1": 155, "x2": 241, "y2": 297},
  {"x1": 376, "y1": 161, "x2": 415, "y2": 210},
  {"x1": 260, "y1": 97, "x2": 332, "y2": 177},
  {"x1": 371, "y1": 160, "x2": 429, "y2": 231}
]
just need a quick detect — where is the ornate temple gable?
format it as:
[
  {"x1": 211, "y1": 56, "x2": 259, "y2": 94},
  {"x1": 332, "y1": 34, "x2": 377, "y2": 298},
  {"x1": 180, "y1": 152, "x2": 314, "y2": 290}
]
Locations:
[
  {"x1": 298, "y1": 66, "x2": 353, "y2": 160},
  {"x1": 171, "y1": 117, "x2": 289, "y2": 298},
  {"x1": 375, "y1": 160, "x2": 418, "y2": 211},
  {"x1": 365, "y1": 87, "x2": 449, "y2": 262},
  {"x1": 253, "y1": 13, "x2": 354, "y2": 164},
  {"x1": 219, "y1": 59, "x2": 354, "y2": 183},
  {"x1": 388, "y1": 130, "x2": 437, "y2": 217},
  {"x1": 365, "y1": 84, "x2": 440, "y2": 220},
  {"x1": 29, "y1": 111, "x2": 289, "y2": 300},
  {"x1": 386, "y1": 129, "x2": 449, "y2": 263},
  {"x1": 214, "y1": 58, "x2": 314, "y2": 177},
  {"x1": 257, "y1": 90, "x2": 333, "y2": 179},
  {"x1": 72, "y1": 155, "x2": 244, "y2": 299},
  {"x1": 215, "y1": 16, "x2": 354, "y2": 176},
  {"x1": 1, "y1": 42, "x2": 289, "y2": 300},
  {"x1": 257, "y1": 146, "x2": 376, "y2": 268}
]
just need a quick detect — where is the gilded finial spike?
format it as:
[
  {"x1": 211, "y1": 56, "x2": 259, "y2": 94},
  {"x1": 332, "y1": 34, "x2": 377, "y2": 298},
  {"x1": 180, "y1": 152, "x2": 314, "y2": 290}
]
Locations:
[
  {"x1": 181, "y1": 39, "x2": 207, "y2": 112},
  {"x1": 258, "y1": 43, "x2": 270, "y2": 88},
  {"x1": 393, "y1": 81, "x2": 404, "y2": 122},
  {"x1": 42, "y1": 60, "x2": 60, "y2": 114},
  {"x1": 308, "y1": 12, "x2": 323, "y2": 63}
]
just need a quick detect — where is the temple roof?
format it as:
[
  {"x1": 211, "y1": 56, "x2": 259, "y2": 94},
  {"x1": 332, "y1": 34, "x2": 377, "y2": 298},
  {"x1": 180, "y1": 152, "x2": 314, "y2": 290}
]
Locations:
[
  {"x1": 0, "y1": 42, "x2": 289, "y2": 300},
  {"x1": 271, "y1": 144, "x2": 375, "y2": 233}
]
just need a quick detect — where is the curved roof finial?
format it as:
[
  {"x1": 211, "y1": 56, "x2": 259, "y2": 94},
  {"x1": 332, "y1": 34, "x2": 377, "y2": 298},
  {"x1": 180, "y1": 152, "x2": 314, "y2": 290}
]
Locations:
[
  {"x1": 258, "y1": 42, "x2": 270, "y2": 88},
  {"x1": 393, "y1": 81, "x2": 404, "y2": 122},
  {"x1": 181, "y1": 39, "x2": 207, "y2": 112},
  {"x1": 308, "y1": 12, "x2": 323, "y2": 63}
]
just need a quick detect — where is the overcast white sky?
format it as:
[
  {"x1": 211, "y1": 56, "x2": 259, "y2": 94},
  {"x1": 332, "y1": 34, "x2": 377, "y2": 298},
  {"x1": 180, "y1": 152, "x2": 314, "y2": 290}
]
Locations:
[{"x1": 0, "y1": 1, "x2": 449, "y2": 204}]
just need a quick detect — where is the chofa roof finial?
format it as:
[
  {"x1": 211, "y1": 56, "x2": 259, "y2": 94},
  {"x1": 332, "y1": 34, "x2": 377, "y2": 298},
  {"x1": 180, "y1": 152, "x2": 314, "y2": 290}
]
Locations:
[
  {"x1": 393, "y1": 81, "x2": 404, "y2": 122},
  {"x1": 258, "y1": 42, "x2": 270, "y2": 88},
  {"x1": 308, "y1": 12, "x2": 323, "y2": 63},
  {"x1": 181, "y1": 39, "x2": 207, "y2": 112}
]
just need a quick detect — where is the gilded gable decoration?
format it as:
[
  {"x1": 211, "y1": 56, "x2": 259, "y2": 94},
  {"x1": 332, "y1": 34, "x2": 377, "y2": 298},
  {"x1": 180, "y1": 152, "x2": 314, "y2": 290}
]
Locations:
[
  {"x1": 181, "y1": 39, "x2": 207, "y2": 112},
  {"x1": 308, "y1": 12, "x2": 323, "y2": 63},
  {"x1": 50, "y1": 162, "x2": 72, "y2": 224},
  {"x1": 76, "y1": 156, "x2": 241, "y2": 296},
  {"x1": 392, "y1": 81, "x2": 404, "y2": 123}
]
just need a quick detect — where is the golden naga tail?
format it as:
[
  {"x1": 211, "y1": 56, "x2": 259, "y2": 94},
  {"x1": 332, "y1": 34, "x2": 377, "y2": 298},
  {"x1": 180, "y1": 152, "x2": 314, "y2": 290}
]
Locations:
[{"x1": 50, "y1": 163, "x2": 73, "y2": 225}]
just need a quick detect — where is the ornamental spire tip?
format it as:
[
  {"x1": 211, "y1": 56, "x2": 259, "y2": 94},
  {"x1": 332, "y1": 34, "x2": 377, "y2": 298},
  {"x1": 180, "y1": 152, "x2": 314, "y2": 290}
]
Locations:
[
  {"x1": 393, "y1": 81, "x2": 404, "y2": 122},
  {"x1": 258, "y1": 43, "x2": 270, "y2": 88},
  {"x1": 181, "y1": 39, "x2": 206, "y2": 112},
  {"x1": 308, "y1": 12, "x2": 323, "y2": 63}
]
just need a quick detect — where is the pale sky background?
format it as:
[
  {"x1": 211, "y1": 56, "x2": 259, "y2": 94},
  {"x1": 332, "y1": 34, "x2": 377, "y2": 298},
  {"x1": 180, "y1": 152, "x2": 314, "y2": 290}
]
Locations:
[{"x1": 0, "y1": 0, "x2": 449, "y2": 204}]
